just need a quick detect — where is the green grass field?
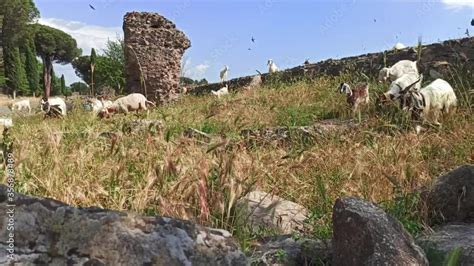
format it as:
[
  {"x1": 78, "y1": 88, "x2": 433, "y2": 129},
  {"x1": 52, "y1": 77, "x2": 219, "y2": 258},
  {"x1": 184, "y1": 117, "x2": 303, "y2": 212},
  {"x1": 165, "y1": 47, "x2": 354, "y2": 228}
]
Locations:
[{"x1": 3, "y1": 72, "x2": 473, "y2": 248}]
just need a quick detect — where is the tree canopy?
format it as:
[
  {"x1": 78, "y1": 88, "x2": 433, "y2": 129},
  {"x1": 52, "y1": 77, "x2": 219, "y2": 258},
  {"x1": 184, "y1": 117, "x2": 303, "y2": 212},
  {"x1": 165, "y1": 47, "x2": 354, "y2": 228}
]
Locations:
[
  {"x1": 32, "y1": 23, "x2": 81, "y2": 98},
  {"x1": 71, "y1": 39, "x2": 125, "y2": 95}
]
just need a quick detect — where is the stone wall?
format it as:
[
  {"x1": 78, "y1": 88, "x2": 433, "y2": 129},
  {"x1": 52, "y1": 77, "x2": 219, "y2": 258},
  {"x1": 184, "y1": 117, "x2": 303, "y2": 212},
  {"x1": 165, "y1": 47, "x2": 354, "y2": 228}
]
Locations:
[
  {"x1": 190, "y1": 37, "x2": 473, "y2": 95},
  {"x1": 123, "y1": 12, "x2": 190, "y2": 104}
]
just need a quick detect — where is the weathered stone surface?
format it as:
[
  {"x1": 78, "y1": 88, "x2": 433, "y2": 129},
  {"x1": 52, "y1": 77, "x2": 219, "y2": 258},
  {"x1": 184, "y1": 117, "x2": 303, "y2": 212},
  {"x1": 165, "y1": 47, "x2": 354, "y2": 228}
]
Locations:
[
  {"x1": 332, "y1": 197, "x2": 428, "y2": 265},
  {"x1": 123, "y1": 12, "x2": 190, "y2": 105},
  {"x1": 417, "y1": 224, "x2": 474, "y2": 266},
  {"x1": 0, "y1": 185, "x2": 247, "y2": 265},
  {"x1": 241, "y1": 119, "x2": 355, "y2": 146},
  {"x1": 248, "y1": 235, "x2": 331, "y2": 266},
  {"x1": 427, "y1": 165, "x2": 474, "y2": 225},
  {"x1": 236, "y1": 190, "x2": 309, "y2": 234},
  {"x1": 191, "y1": 37, "x2": 474, "y2": 95}
]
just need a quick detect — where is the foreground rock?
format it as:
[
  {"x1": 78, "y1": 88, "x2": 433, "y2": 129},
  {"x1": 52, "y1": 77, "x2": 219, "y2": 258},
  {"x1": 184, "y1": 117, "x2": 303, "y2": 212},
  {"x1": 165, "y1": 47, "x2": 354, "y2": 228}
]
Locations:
[
  {"x1": 0, "y1": 185, "x2": 247, "y2": 265},
  {"x1": 123, "y1": 12, "x2": 191, "y2": 104},
  {"x1": 427, "y1": 165, "x2": 474, "y2": 225},
  {"x1": 332, "y1": 197, "x2": 428, "y2": 265},
  {"x1": 236, "y1": 190, "x2": 309, "y2": 234},
  {"x1": 417, "y1": 224, "x2": 474, "y2": 265},
  {"x1": 248, "y1": 235, "x2": 331, "y2": 266}
]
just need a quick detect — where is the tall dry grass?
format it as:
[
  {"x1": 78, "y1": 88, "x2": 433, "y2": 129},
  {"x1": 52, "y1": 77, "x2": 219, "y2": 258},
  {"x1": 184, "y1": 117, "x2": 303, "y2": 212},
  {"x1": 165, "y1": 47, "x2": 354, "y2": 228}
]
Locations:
[{"x1": 2, "y1": 74, "x2": 473, "y2": 246}]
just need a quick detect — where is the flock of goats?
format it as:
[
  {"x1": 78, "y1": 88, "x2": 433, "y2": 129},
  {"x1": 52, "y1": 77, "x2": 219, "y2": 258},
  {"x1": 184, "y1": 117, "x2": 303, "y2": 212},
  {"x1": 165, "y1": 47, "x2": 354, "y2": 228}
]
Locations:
[
  {"x1": 212, "y1": 58, "x2": 457, "y2": 133},
  {"x1": 3, "y1": 58, "x2": 457, "y2": 134}
]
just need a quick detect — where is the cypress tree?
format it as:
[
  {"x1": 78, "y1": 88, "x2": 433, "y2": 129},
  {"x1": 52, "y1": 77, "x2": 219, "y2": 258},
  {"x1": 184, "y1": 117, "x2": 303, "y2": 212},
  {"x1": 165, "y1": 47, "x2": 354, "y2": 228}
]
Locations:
[
  {"x1": 60, "y1": 74, "x2": 66, "y2": 95},
  {"x1": 22, "y1": 39, "x2": 39, "y2": 95},
  {"x1": 4, "y1": 45, "x2": 28, "y2": 96}
]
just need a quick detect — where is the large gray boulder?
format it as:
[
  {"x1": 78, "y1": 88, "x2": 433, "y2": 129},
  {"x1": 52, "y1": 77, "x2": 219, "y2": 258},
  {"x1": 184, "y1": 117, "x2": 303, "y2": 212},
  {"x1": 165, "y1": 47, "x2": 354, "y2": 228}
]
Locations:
[
  {"x1": 417, "y1": 224, "x2": 474, "y2": 266},
  {"x1": 427, "y1": 165, "x2": 474, "y2": 225},
  {"x1": 0, "y1": 185, "x2": 247, "y2": 265},
  {"x1": 332, "y1": 197, "x2": 428, "y2": 265}
]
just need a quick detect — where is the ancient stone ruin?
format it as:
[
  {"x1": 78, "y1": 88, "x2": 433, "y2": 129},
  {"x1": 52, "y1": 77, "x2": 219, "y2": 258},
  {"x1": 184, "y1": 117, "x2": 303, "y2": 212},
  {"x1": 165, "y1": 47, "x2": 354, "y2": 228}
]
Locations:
[{"x1": 123, "y1": 12, "x2": 191, "y2": 105}]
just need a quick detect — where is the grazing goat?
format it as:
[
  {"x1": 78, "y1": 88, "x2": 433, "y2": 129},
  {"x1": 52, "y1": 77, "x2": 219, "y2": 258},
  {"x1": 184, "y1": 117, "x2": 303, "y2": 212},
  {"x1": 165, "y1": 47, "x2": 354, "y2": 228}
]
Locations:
[
  {"x1": 267, "y1": 59, "x2": 279, "y2": 73},
  {"x1": 211, "y1": 84, "x2": 229, "y2": 99},
  {"x1": 101, "y1": 99, "x2": 113, "y2": 109},
  {"x1": 88, "y1": 98, "x2": 104, "y2": 113},
  {"x1": 399, "y1": 78, "x2": 457, "y2": 126},
  {"x1": 0, "y1": 118, "x2": 13, "y2": 128},
  {"x1": 378, "y1": 60, "x2": 418, "y2": 83},
  {"x1": 220, "y1": 65, "x2": 229, "y2": 82},
  {"x1": 338, "y1": 82, "x2": 370, "y2": 114},
  {"x1": 41, "y1": 97, "x2": 67, "y2": 117},
  {"x1": 98, "y1": 93, "x2": 155, "y2": 118},
  {"x1": 9, "y1": 99, "x2": 31, "y2": 113},
  {"x1": 383, "y1": 73, "x2": 423, "y2": 103}
]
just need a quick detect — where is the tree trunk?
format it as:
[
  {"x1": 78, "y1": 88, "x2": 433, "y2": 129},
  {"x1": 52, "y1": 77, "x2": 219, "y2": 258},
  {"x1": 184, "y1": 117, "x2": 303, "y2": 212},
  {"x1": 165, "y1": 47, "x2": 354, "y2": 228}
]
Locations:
[
  {"x1": 42, "y1": 56, "x2": 52, "y2": 100},
  {"x1": 91, "y1": 64, "x2": 95, "y2": 96}
]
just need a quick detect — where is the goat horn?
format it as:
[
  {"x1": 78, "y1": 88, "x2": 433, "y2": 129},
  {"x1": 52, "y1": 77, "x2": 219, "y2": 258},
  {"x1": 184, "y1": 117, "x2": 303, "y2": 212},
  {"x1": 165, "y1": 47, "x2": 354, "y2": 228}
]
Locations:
[{"x1": 400, "y1": 74, "x2": 423, "y2": 94}]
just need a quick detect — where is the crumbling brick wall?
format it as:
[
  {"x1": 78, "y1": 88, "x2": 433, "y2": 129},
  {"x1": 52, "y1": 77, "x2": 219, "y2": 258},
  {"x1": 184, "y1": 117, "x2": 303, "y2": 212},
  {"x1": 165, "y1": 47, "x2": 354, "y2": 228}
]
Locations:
[{"x1": 123, "y1": 12, "x2": 190, "y2": 104}]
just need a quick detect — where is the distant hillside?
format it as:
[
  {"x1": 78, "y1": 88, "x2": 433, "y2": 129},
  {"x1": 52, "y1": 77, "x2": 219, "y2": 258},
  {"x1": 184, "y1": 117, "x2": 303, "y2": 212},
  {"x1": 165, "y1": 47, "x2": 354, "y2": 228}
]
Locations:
[{"x1": 190, "y1": 37, "x2": 474, "y2": 96}]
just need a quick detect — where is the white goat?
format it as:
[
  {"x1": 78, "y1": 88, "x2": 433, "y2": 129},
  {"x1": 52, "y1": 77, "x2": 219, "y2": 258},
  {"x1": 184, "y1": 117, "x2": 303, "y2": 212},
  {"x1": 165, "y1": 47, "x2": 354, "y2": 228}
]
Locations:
[
  {"x1": 0, "y1": 118, "x2": 13, "y2": 128},
  {"x1": 378, "y1": 60, "x2": 418, "y2": 83},
  {"x1": 41, "y1": 97, "x2": 67, "y2": 117},
  {"x1": 393, "y1": 42, "x2": 406, "y2": 50},
  {"x1": 211, "y1": 84, "x2": 229, "y2": 99},
  {"x1": 9, "y1": 99, "x2": 31, "y2": 113},
  {"x1": 98, "y1": 93, "x2": 155, "y2": 118},
  {"x1": 383, "y1": 73, "x2": 423, "y2": 102},
  {"x1": 400, "y1": 78, "x2": 457, "y2": 126},
  {"x1": 220, "y1": 65, "x2": 229, "y2": 82},
  {"x1": 267, "y1": 59, "x2": 279, "y2": 73},
  {"x1": 101, "y1": 99, "x2": 113, "y2": 109},
  {"x1": 89, "y1": 99, "x2": 103, "y2": 113}
]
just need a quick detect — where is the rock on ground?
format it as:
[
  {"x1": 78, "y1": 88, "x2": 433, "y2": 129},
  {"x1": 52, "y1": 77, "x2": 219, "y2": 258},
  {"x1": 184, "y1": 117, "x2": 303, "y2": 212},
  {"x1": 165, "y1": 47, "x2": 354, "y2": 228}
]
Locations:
[
  {"x1": 332, "y1": 197, "x2": 428, "y2": 265},
  {"x1": 236, "y1": 190, "x2": 309, "y2": 234},
  {"x1": 248, "y1": 235, "x2": 331, "y2": 266},
  {"x1": 123, "y1": 12, "x2": 191, "y2": 105},
  {"x1": 427, "y1": 165, "x2": 474, "y2": 225},
  {"x1": 417, "y1": 224, "x2": 474, "y2": 266},
  {"x1": 0, "y1": 185, "x2": 247, "y2": 265}
]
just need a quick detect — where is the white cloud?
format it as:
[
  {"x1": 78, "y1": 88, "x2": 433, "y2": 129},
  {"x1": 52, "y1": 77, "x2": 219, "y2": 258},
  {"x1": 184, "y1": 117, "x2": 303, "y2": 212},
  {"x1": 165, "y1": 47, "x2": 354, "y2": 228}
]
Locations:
[
  {"x1": 181, "y1": 58, "x2": 210, "y2": 80},
  {"x1": 53, "y1": 63, "x2": 82, "y2": 86},
  {"x1": 441, "y1": 0, "x2": 474, "y2": 9},
  {"x1": 37, "y1": 18, "x2": 122, "y2": 85},
  {"x1": 38, "y1": 17, "x2": 123, "y2": 55}
]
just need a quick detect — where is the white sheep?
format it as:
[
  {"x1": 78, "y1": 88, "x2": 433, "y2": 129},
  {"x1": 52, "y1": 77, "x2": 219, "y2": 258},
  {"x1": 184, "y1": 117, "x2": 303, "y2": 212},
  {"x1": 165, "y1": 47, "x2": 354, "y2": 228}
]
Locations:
[
  {"x1": 378, "y1": 60, "x2": 418, "y2": 83},
  {"x1": 267, "y1": 59, "x2": 279, "y2": 73},
  {"x1": 9, "y1": 99, "x2": 31, "y2": 113},
  {"x1": 220, "y1": 65, "x2": 229, "y2": 82},
  {"x1": 211, "y1": 84, "x2": 229, "y2": 99},
  {"x1": 393, "y1": 42, "x2": 406, "y2": 50},
  {"x1": 383, "y1": 72, "x2": 423, "y2": 102},
  {"x1": 400, "y1": 78, "x2": 457, "y2": 126},
  {"x1": 41, "y1": 97, "x2": 67, "y2": 117},
  {"x1": 98, "y1": 93, "x2": 155, "y2": 118}
]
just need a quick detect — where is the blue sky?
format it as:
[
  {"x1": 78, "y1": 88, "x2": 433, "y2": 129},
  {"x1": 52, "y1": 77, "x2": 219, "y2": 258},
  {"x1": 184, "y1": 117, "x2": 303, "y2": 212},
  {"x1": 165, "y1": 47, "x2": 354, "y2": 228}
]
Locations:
[{"x1": 35, "y1": 0, "x2": 474, "y2": 85}]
